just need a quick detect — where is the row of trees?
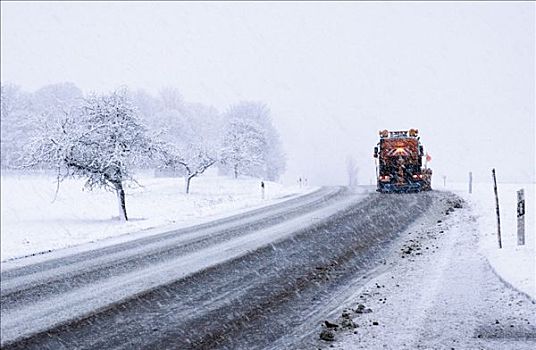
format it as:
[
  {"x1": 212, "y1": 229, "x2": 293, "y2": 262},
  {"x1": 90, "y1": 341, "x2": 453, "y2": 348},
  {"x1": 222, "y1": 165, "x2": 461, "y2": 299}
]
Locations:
[{"x1": 1, "y1": 83, "x2": 286, "y2": 221}]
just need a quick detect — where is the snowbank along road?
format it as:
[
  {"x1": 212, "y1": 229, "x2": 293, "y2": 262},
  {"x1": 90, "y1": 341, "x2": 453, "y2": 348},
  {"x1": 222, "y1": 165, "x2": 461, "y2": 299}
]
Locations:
[{"x1": 1, "y1": 187, "x2": 478, "y2": 349}]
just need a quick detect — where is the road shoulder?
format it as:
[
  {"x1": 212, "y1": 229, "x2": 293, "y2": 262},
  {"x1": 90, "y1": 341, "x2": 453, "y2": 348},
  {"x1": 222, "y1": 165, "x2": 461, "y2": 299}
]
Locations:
[
  {"x1": 1, "y1": 186, "x2": 322, "y2": 271},
  {"x1": 316, "y1": 192, "x2": 536, "y2": 350}
]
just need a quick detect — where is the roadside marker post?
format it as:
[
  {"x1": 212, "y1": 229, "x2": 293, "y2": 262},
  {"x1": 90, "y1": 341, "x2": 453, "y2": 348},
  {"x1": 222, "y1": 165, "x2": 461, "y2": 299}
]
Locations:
[
  {"x1": 469, "y1": 171, "x2": 472, "y2": 194},
  {"x1": 517, "y1": 189, "x2": 525, "y2": 246},
  {"x1": 492, "y1": 169, "x2": 502, "y2": 249}
]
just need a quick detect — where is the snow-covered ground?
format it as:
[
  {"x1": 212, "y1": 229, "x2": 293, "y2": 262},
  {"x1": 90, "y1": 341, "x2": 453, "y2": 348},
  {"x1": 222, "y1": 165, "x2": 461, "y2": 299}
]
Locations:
[
  {"x1": 1, "y1": 171, "x2": 313, "y2": 261},
  {"x1": 442, "y1": 181, "x2": 535, "y2": 299}
]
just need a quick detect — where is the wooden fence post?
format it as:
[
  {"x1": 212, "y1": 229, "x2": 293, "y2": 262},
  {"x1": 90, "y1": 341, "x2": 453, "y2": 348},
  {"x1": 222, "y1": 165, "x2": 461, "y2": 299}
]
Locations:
[
  {"x1": 492, "y1": 169, "x2": 502, "y2": 249},
  {"x1": 517, "y1": 189, "x2": 525, "y2": 246}
]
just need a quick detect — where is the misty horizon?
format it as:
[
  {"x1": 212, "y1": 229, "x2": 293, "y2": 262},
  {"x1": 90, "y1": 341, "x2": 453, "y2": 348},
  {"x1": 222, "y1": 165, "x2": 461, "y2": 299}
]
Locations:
[{"x1": 2, "y1": 1, "x2": 534, "y2": 185}]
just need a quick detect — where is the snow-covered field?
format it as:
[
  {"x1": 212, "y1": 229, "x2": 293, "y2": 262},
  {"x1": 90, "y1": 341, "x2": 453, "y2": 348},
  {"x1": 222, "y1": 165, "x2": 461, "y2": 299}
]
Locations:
[
  {"x1": 442, "y1": 182, "x2": 535, "y2": 299},
  {"x1": 1, "y1": 171, "x2": 312, "y2": 261}
]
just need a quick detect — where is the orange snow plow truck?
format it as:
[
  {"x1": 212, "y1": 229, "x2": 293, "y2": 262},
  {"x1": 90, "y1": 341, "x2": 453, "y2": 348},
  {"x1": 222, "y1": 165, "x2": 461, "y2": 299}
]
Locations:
[{"x1": 373, "y1": 129, "x2": 432, "y2": 193}]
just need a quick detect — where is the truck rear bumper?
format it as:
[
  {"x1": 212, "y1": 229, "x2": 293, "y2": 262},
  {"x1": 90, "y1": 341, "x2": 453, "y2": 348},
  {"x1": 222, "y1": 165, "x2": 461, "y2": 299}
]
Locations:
[{"x1": 377, "y1": 182, "x2": 423, "y2": 193}]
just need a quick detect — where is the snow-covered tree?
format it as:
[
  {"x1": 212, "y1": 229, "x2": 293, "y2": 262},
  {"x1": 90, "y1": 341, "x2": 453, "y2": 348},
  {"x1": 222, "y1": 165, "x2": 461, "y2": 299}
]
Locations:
[
  {"x1": 220, "y1": 102, "x2": 285, "y2": 180},
  {"x1": 346, "y1": 155, "x2": 359, "y2": 187},
  {"x1": 220, "y1": 117, "x2": 267, "y2": 179},
  {"x1": 159, "y1": 87, "x2": 184, "y2": 112},
  {"x1": 158, "y1": 103, "x2": 221, "y2": 194},
  {"x1": 264, "y1": 132, "x2": 286, "y2": 181},
  {"x1": 1, "y1": 82, "x2": 85, "y2": 169},
  {"x1": 162, "y1": 144, "x2": 216, "y2": 194},
  {"x1": 1, "y1": 83, "x2": 33, "y2": 168},
  {"x1": 26, "y1": 88, "x2": 158, "y2": 221},
  {"x1": 131, "y1": 89, "x2": 163, "y2": 123},
  {"x1": 30, "y1": 82, "x2": 83, "y2": 116}
]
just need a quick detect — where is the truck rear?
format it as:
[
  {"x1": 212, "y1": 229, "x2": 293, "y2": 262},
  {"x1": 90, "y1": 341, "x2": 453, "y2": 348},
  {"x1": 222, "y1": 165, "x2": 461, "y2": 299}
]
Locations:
[{"x1": 373, "y1": 129, "x2": 432, "y2": 193}]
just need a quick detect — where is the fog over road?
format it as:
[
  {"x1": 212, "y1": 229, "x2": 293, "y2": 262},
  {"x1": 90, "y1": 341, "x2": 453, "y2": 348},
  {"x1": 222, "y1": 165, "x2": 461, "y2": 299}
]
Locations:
[{"x1": 1, "y1": 187, "x2": 438, "y2": 349}]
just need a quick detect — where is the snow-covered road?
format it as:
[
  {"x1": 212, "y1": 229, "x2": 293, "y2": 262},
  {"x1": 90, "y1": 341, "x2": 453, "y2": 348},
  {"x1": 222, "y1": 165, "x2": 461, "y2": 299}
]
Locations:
[
  {"x1": 1, "y1": 186, "x2": 346, "y2": 345},
  {"x1": 3, "y1": 187, "x2": 439, "y2": 349}
]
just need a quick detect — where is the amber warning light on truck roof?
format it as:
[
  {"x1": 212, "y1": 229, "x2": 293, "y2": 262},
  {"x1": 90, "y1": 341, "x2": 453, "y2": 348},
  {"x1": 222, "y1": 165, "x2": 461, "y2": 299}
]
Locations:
[{"x1": 379, "y1": 129, "x2": 419, "y2": 138}]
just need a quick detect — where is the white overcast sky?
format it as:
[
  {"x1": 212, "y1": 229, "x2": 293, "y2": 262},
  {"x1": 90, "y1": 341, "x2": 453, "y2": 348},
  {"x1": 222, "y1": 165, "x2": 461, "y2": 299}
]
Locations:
[{"x1": 1, "y1": 1, "x2": 534, "y2": 185}]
